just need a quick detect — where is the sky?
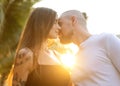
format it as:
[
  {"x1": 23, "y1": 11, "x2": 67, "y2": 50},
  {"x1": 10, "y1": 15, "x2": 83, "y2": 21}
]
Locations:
[{"x1": 33, "y1": 0, "x2": 120, "y2": 35}]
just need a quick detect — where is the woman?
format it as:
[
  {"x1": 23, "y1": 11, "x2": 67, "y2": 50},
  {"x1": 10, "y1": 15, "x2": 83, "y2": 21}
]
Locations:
[{"x1": 5, "y1": 7, "x2": 73, "y2": 86}]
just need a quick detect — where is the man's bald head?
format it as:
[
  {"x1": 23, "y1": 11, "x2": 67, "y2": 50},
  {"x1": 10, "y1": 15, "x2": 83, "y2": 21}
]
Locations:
[
  {"x1": 60, "y1": 10, "x2": 87, "y2": 26},
  {"x1": 58, "y1": 10, "x2": 89, "y2": 44}
]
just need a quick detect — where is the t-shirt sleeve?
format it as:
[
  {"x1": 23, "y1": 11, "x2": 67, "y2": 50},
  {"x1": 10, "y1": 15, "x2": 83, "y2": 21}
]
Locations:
[{"x1": 107, "y1": 33, "x2": 120, "y2": 72}]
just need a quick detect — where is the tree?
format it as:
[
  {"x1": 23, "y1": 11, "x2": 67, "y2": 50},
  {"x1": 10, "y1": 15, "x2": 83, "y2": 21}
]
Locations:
[{"x1": 0, "y1": 0, "x2": 40, "y2": 85}]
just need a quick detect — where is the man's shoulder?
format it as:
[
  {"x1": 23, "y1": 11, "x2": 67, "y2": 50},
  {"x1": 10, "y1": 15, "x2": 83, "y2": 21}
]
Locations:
[
  {"x1": 97, "y1": 32, "x2": 113, "y2": 39},
  {"x1": 99, "y1": 32, "x2": 111, "y2": 36},
  {"x1": 91, "y1": 33, "x2": 113, "y2": 43}
]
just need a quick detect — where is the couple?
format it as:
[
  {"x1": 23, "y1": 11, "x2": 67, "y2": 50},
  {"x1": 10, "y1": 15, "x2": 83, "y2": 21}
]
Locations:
[{"x1": 6, "y1": 7, "x2": 120, "y2": 86}]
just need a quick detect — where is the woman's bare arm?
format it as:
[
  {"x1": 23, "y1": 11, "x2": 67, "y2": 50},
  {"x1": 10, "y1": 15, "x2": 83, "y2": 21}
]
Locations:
[{"x1": 12, "y1": 48, "x2": 33, "y2": 86}]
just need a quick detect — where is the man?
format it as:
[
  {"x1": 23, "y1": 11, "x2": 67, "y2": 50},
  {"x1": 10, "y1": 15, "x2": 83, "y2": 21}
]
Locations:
[{"x1": 58, "y1": 10, "x2": 120, "y2": 86}]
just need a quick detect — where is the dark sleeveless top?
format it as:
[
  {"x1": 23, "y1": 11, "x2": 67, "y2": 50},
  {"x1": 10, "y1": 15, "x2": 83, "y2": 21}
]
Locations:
[{"x1": 26, "y1": 65, "x2": 71, "y2": 86}]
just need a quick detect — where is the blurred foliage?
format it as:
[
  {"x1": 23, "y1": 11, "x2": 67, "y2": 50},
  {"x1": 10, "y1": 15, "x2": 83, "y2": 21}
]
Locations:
[
  {"x1": 0, "y1": 0, "x2": 40, "y2": 57},
  {"x1": 48, "y1": 39, "x2": 70, "y2": 54},
  {"x1": 0, "y1": 0, "x2": 40, "y2": 85},
  {"x1": 0, "y1": 0, "x2": 5, "y2": 34},
  {"x1": 48, "y1": 39, "x2": 72, "y2": 54}
]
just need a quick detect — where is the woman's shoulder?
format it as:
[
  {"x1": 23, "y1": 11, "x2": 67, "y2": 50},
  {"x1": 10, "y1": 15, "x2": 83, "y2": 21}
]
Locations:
[
  {"x1": 12, "y1": 48, "x2": 34, "y2": 85},
  {"x1": 14, "y1": 47, "x2": 33, "y2": 71},
  {"x1": 18, "y1": 47, "x2": 33, "y2": 57}
]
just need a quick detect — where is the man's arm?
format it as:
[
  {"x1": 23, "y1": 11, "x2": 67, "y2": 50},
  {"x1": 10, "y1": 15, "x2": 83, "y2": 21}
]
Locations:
[{"x1": 107, "y1": 34, "x2": 120, "y2": 72}]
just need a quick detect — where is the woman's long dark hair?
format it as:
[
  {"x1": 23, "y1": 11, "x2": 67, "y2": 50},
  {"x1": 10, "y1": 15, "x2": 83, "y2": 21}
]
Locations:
[
  {"x1": 5, "y1": 7, "x2": 57, "y2": 86},
  {"x1": 17, "y1": 7, "x2": 56, "y2": 68}
]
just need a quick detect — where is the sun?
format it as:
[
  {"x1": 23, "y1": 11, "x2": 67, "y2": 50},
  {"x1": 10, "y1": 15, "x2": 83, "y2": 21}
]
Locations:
[
  {"x1": 60, "y1": 43, "x2": 79, "y2": 69},
  {"x1": 60, "y1": 53, "x2": 75, "y2": 69}
]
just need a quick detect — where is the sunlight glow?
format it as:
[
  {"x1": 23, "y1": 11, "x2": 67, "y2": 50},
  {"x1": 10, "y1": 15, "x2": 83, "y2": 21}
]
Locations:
[
  {"x1": 33, "y1": 0, "x2": 120, "y2": 70},
  {"x1": 64, "y1": 43, "x2": 79, "y2": 54},
  {"x1": 60, "y1": 53, "x2": 75, "y2": 69},
  {"x1": 33, "y1": 0, "x2": 120, "y2": 35},
  {"x1": 60, "y1": 43, "x2": 78, "y2": 69}
]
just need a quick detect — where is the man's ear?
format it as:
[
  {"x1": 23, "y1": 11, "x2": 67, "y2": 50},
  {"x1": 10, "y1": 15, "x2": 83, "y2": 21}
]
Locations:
[{"x1": 71, "y1": 16, "x2": 77, "y2": 25}]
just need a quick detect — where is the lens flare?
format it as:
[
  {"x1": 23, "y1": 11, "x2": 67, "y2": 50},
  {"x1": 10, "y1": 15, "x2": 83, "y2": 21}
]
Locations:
[{"x1": 60, "y1": 53, "x2": 75, "y2": 69}]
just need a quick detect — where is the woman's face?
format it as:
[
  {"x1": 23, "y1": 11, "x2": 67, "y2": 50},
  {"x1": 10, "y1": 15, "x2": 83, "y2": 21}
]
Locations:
[{"x1": 48, "y1": 17, "x2": 61, "y2": 39}]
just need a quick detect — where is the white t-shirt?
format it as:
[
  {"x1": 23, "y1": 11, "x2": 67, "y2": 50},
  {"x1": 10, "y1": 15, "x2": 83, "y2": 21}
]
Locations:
[{"x1": 71, "y1": 33, "x2": 120, "y2": 86}]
